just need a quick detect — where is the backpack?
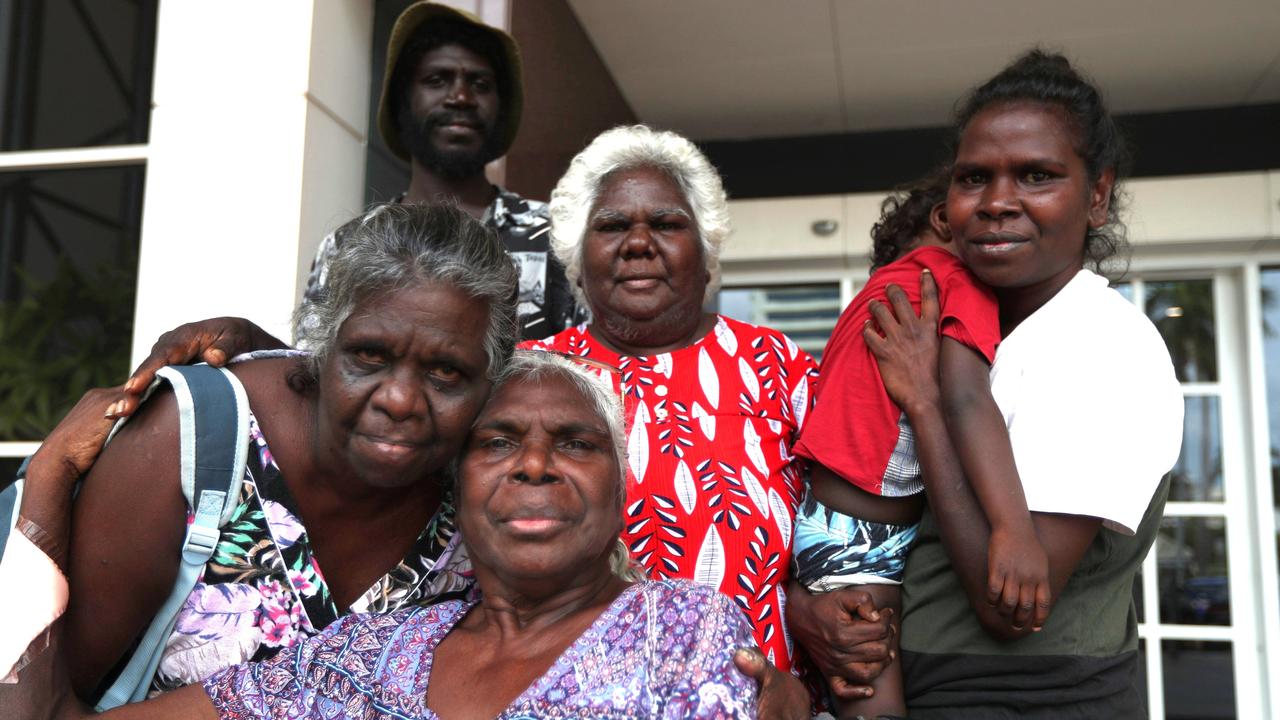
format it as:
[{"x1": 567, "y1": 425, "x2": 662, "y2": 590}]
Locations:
[{"x1": 0, "y1": 365, "x2": 249, "y2": 709}]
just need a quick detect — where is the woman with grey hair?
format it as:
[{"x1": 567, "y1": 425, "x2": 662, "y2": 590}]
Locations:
[
  {"x1": 522, "y1": 125, "x2": 822, "y2": 672},
  {"x1": 6, "y1": 203, "x2": 518, "y2": 704},
  {"x1": 9, "y1": 351, "x2": 763, "y2": 719}
]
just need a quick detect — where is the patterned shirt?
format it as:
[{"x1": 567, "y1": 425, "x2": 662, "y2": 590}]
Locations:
[
  {"x1": 523, "y1": 317, "x2": 819, "y2": 670},
  {"x1": 147, "y1": 402, "x2": 472, "y2": 695},
  {"x1": 303, "y1": 188, "x2": 585, "y2": 341},
  {"x1": 204, "y1": 579, "x2": 758, "y2": 719}
]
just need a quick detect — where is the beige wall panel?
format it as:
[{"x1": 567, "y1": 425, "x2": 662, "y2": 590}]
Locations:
[
  {"x1": 723, "y1": 195, "x2": 845, "y2": 261},
  {"x1": 307, "y1": 0, "x2": 374, "y2": 133},
  {"x1": 297, "y1": 103, "x2": 370, "y2": 306},
  {"x1": 843, "y1": 192, "x2": 889, "y2": 262},
  {"x1": 1127, "y1": 172, "x2": 1271, "y2": 245}
]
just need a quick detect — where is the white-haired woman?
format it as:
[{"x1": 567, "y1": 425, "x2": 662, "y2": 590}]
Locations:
[{"x1": 521, "y1": 125, "x2": 816, "y2": 670}]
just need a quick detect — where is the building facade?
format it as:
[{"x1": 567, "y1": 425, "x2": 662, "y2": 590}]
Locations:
[{"x1": 0, "y1": 1, "x2": 1276, "y2": 717}]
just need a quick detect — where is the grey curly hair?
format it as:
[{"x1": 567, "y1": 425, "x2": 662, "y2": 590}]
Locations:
[
  {"x1": 292, "y1": 203, "x2": 519, "y2": 381},
  {"x1": 548, "y1": 125, "x2": 731, "y2": 306},
  {"x1": 488, "y1": 350, "x2": 645, "y2": 582}
]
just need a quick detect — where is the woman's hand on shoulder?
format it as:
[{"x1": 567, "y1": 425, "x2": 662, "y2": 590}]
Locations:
[
  {"x1": 117, "y1": 317, "x2": 285, "y2": 417},
  {"x1": 26, "y1": 387, "x2": 127, "y2": 496},
  {"x1": 864, "y1": 270, "x2": 942, "y2": 415}
]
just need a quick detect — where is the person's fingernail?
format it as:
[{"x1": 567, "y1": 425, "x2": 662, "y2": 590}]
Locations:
[
  {"x1": 922, "y1": 268, "x2": 932, "y2": 274},
  {"x1": 104, "y1": 401, "x2": 120, "y2": 418},
  {"x1": 124, "y1": 377, "x2": 138, "y2": 392},
  {"x1": 870, "y1": 610, "x2": 880, "y2": 621}
]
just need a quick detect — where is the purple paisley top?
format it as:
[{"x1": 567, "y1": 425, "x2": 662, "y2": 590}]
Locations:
[{"x1": 204, "y1": 579, "x2": 758, "y2": 719}]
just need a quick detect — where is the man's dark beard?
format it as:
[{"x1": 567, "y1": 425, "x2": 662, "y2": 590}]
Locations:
[{"x1": 398, "y1": 104, "x2": 501, "y2": 180}]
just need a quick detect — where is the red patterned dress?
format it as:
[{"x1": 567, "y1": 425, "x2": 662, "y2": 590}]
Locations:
[{"x1": 522, "y1": 316, "x2": 818, "y2": 669}]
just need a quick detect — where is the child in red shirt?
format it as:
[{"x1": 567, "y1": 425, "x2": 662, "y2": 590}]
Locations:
[{"x1": 792, "y1": 172, "x2": 1048, "y2": 718}]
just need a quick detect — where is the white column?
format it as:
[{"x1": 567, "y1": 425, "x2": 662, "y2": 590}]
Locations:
[{"x1": 132, "y1": 0, "x2": 373, "y2": 365}]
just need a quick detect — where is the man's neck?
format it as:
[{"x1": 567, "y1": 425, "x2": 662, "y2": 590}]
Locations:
[{"x1": 404, "y1": 160, "x2": 498, "y2": 220}]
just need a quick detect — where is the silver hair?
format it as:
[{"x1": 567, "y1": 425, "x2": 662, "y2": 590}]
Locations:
[
  {"x1": 548, "y1": 125, "x2": 731, "y2": 306},
  {"x1": 292, "y1": 203, "x2": 518, "y2": 381},
  {"x1": 493, "y1": 350, "x2": 645, "y2": 581}
]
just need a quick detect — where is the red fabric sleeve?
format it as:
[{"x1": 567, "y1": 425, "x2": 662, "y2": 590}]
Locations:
[
  {"x1": 792, "y1": 302, "x2": 902, "y2": 495},
  {"x1": 935, "y1": 262, "x2": 1001, "y2": 365}
]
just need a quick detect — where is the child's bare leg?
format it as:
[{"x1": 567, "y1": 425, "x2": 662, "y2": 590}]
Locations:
[
  {"x1": 832, "y1": 583, "x2": 904, "y2": 719},
  {"x1": 803, "y1": 467, "x2": 920, "y2": 718}
]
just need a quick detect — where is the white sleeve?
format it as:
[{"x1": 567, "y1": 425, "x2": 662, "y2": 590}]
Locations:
[{"x1": 1008, "y1": 322, "x2": 1183, "y2": 535}]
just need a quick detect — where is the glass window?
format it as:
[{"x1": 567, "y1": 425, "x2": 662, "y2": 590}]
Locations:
[
  {"x1": 1170, "y1": 396, "x2": 1224, "y2": 502},
  {"x1": 0, "y1": 0, "x2": 157, "y2": 151},
  {"x1": 0, "y1": 166, "x2": 142, "y2": 440},
  {"x1": 1162, "y1": 640, "x2": 1235, "y2": 719},
  {"x1": 1262, "y1": 267, "x2": 1280, "y2": 622},
  {"x1": 717, "y1": 284, "x2": 841, "y2": 361},
  {"x1": 1145, "y1": 279, "x2": 1217, "y2": 383},
  {"x1": 1157, "y1": 516, "x2": 1230, "y2": 626}
]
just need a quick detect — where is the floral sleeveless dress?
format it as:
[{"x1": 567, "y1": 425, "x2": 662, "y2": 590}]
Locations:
[{"x1": 147, "y1": 405, "x2": 472, "y2": 695}]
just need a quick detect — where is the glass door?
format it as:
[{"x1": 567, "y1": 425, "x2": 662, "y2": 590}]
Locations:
[{"x1": 1124, "y1": 270, "x2": 1269, "y2": 719}]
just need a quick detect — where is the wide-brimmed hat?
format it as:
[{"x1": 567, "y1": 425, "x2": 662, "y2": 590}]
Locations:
[{"x1": 377, "y1": 2, "x2": 524, "y2": 163}]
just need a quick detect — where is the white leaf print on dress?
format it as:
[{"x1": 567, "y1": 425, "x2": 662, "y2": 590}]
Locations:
[
  {"x1": 741, "y1": 467, "x2": 769, "y2": 517},
  {"x1": 693, "y1": 525, "x2": 727, "y2": 589},
  {"x1": 768, "y1": 488, "x2": 792, "y2": 549},
  {"x1": 675, "y1": 460, "x2": 697, "y2": 514},
  {"x1": 628, "y1": 402, "x2": 651, "y2": 483},
  {"x1": 784, "y1": 335, "x2": 798, "y2": 360},
  {"x1": 743, "y1": 421, "x2": 768, "y2": 476},
  {"x1": 738, "y1": 357, "x2": 760, "y2": 402},
  {"x1": 692, "y1": 401, "x2": 716, "y2": 441},
  {"x1": 698, "y1": 347, "x2": 720, "y2": 409},
  {"x1": 790, "y1": 376, "x2": 809, "y2": 429},
  {"x1": 653, "y1": 352, "x2": 673, "y2": 378},
  {"x1": 778, "y1": 584, "x2": 793, "y2": 659},
  {"x1": 714, "y1": 319, "x2": 739, "y2": 356}
]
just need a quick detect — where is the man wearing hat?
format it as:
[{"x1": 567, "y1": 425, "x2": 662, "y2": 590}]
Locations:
[{"x1": 303, "y1": 2, "x2": 581, "y2": 341}]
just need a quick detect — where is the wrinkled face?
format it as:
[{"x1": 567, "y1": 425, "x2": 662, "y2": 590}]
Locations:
[
  {"x1": 317, "y1": 281, "x2": 492, "y2": 489},
  {"x1": 580, "y1": 166, "x2": 707, "y2": 328},
  {"x1": 947, "y1": 101, "x2": 1111, "y2": 301},
  {"x1": 400, "y1": 43, "x2": 501, "y2": 177},
  {"x1": 458, "y1": 373, "x2": 622, "y2": 586}
]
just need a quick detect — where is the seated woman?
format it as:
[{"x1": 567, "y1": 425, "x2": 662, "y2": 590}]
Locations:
[
  {"x1": 12, "y1": 352, "x2": 760, "y2": 719},
  {"x1": 6, "y1": 204, "x2": 519, "y2": 704}
]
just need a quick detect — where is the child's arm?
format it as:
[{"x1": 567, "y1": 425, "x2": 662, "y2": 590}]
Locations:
[{"x1": 938, "y1": 337, "x2": 1050, "y2": 630}]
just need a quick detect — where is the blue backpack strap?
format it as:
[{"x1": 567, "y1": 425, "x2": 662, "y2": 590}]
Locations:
[
  {"x1": 95, "y1": 365, "x2": 249, "y2": 710},
  {"x1": 0, "y1": 459, "x2": 23, "y2": 562}
]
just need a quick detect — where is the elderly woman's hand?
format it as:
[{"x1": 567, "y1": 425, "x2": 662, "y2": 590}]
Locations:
[
  {"x1": 733, "y1": 648, "x2": 809, "y2": 719},
  {"x1": 784, "y1": 581, "x2": 894, "y2": 699},
  {"x1": 28, "y1": 387, "x2": 124, "y2": 488},
  {"x1": 863, "y1": 270, "x2": 942, "y2": 416},
  {"x1": 117, "y1": 317, "x2": 285, "y2": 418},
  {"x1": 20, "y1": 387, "x2": 125, "y2": 568}
]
